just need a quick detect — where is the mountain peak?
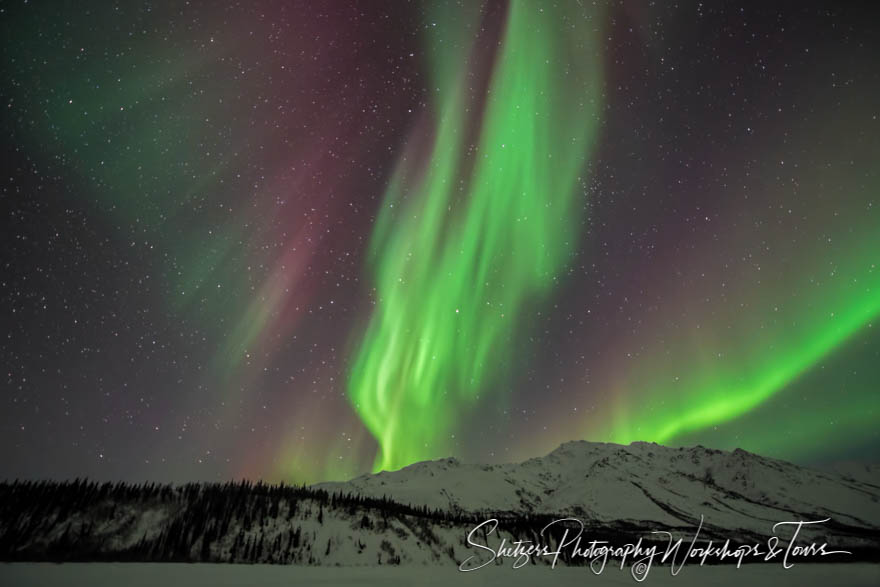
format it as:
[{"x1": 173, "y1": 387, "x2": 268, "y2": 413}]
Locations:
[{"x1": 316, "y1": 440, "x2": 880, "y2": 538}]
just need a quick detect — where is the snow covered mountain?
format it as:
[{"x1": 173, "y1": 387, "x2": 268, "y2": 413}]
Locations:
[
  {"x1": 2, "y1": 441, "x2": 877, "y2": 566},
  {"x1": 318, "y1": 441, "x2": 880, "y2": 544}
]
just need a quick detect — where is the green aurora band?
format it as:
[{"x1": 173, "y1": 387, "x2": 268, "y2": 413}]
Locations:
[
  {"x1": 588, "y1": 165, "x2": 880, "y2": 458},
  {"x1": 347, "y1": 1, "x2": 604, "y2": 472},
  {"x1": 602, "y1": 252, "x2": 880, "y2": 447}
]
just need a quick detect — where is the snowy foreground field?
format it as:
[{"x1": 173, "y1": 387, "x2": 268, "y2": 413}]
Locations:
[{"x1": 1, "y1": 563, "x2": 878, "y2": 586}]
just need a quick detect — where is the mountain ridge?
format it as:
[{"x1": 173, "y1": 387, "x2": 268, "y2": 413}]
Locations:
[
  {"x1": 2, "y1": 440, "x2": 877, "y2": 565},
  {"x1": 316, "y1": 440, "x2": 880, "y2": 538}
]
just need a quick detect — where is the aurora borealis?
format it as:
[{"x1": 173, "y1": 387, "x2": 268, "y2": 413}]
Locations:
[
  {"x1": 348, "y1": 0, "x2": 603, "y2": 471},
  {"x1": 2, "y1": 1, "x2": 878, "y2": 484}
]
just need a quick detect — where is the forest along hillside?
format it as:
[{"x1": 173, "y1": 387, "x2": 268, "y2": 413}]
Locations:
[{"x1": 0, "y1": 480, "x2": 480, "y2": 565}]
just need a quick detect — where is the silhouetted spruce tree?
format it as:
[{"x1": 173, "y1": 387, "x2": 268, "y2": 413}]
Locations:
[{"x1": 243, "y1": 536, "x2": 252, "y2": 562}]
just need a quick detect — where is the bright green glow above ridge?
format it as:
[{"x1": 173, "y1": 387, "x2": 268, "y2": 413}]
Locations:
[
  {"x1": 347, "y1": 1, "x2": 604, "y2": 472},
  {"x1": 598, "y1": 236, "x2": 880, "y2": 450}
]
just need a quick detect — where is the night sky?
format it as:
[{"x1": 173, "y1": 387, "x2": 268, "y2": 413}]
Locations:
[{"x1": 2, "y1": 1, "x2": 878, "y2": 484}]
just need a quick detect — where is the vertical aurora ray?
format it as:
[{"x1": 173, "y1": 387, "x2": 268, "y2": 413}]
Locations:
[
  {"x1": 4, "y1": 1, "x2": 427, "y2": 483},
  {"x1": 348, "y1": 1, "x2": 604, "y2": 472}
]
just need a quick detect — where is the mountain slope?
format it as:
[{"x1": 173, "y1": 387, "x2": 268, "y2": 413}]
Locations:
[{"x1": 318, "y1": 441, "x2": 880, "y2": 542}]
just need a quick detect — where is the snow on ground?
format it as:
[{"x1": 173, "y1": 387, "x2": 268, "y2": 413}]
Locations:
[{"x1": 1, "y1": 563, "x2": 878, "y2": 586}]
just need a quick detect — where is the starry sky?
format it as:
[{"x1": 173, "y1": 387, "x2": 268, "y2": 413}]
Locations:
[{"x1": 2, "y1": 0, "x2": 878, "y2": 484}]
